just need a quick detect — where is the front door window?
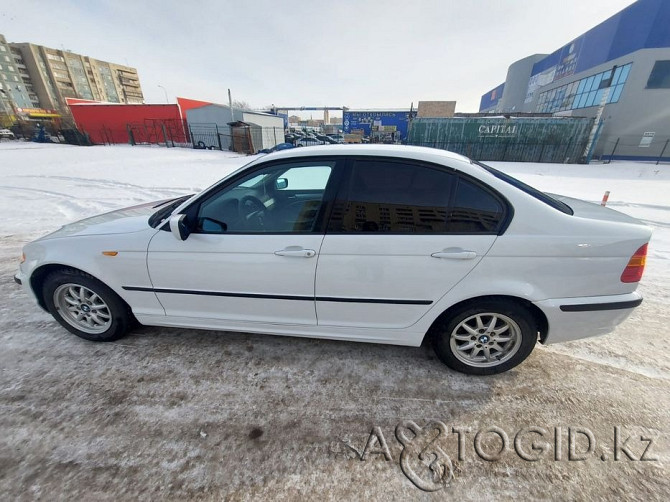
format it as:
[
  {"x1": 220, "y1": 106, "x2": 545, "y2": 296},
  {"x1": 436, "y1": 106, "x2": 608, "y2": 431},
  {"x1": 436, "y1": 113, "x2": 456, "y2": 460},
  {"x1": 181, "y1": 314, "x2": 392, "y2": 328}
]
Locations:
[{"x1": 196, "y1": 161, "x2": 335, "y2": 234}]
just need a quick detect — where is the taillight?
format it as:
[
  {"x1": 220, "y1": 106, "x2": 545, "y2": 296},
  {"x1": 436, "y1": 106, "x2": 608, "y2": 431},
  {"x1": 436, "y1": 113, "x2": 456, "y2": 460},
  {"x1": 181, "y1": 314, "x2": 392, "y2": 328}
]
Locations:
[{"x1": 620, "y1": 243, "x2": 648, "y2": 283}]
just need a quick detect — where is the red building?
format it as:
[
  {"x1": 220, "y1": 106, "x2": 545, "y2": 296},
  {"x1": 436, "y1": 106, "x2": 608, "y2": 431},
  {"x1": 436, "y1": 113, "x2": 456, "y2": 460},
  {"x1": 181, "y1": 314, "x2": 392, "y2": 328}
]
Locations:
[{"x1": 66, "y1": 97, "x2": 212, "y2": 145}]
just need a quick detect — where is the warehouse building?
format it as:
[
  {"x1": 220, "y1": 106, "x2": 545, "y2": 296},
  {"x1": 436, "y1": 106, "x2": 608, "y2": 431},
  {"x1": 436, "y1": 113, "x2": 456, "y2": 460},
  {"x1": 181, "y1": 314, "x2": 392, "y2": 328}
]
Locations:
[
  {"x1": 479, "y1": 0, "x2": 670, "y2": 161},
  {"x1": 186, "y1": 104, "x2": 285, "y2": 152}
]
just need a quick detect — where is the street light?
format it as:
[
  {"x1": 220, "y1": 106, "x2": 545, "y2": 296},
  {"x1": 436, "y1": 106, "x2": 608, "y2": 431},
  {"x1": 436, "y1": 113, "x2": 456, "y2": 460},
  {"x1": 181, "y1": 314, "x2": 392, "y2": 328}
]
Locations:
[{"x1": 157, "y1": 85, "x2": 169, "y2": 104}]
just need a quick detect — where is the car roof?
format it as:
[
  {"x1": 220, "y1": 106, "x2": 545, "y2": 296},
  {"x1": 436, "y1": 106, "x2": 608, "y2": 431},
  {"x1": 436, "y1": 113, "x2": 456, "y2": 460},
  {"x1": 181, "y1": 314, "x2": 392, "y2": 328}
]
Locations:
[{"x1": 261, "y1": 144, "x2": 471, "y2": 164}]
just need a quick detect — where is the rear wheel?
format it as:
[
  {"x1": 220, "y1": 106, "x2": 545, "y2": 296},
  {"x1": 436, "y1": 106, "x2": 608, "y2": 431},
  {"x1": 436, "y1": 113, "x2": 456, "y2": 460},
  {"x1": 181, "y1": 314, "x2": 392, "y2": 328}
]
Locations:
[
  {"x1": 43, "y1": 269, "x2": 131, "y2": 342},
  {"x1": 431, "y1": 300, "x2": 537, "y2": 375}
]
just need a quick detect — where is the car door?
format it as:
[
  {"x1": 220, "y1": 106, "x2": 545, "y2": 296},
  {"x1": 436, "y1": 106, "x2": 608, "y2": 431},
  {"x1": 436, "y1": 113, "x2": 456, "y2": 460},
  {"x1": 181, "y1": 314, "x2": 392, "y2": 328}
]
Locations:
[
  {"x1": 315, "y1": 157, "x2": 509, "y2": 334},
  {"x1": 146, "y1": 158, "x2": 342, "y2": 326}
]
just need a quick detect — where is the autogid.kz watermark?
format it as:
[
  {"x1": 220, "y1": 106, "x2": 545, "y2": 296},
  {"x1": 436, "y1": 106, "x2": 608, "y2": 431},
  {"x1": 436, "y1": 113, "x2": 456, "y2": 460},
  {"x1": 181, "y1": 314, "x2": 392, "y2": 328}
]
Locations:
[{"x1": 331, "y1": 422, "x2": 659, "y2": 492}]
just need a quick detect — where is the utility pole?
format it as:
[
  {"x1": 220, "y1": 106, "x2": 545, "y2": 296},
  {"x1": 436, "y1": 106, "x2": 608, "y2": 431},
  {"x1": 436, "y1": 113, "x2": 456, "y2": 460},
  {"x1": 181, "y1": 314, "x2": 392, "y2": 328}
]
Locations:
[
  {"x1": 228, "y1": 88, "x2": 235, "y2": 122},
  {"x1": 157, "y1": 85, "x2": 169, "y2": 103}
]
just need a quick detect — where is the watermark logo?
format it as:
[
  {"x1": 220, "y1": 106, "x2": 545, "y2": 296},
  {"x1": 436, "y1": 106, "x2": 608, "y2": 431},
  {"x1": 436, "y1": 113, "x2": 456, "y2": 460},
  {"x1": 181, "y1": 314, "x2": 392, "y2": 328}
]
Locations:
[
  {"x1": 395, "y1": 421, "x2": 453, "y2": 491},
  {"x1": 333, "y1": 423, "x2": 659, "y2": 492}
]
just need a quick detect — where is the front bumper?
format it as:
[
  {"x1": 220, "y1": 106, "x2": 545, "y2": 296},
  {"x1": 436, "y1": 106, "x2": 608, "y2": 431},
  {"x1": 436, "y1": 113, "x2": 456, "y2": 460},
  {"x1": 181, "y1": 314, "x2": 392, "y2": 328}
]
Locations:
[
  {"x1": 14, "y1": 267, "x2": 40, "y2": 306},
  {"x1": 534, "y1": 292, "x2": 642, "y2": 344}
]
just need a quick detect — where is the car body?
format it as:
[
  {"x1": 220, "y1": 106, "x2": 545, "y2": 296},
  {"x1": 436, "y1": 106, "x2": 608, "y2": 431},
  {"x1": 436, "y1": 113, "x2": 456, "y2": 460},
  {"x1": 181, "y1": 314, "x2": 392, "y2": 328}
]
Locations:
[
  {"x1": 315, "y1": 134, "x2": 338, "y2": 144},
  {"x1": 0, "y1": 128, "x2": 16, "y2": 140},
  {"x1": 284, "y1": 134, "x2": 299, "y2": 144},
  {"x1": 15, "y1": 145, "x2": 651, "y2": 374},
  {"x1": 257, "y1": 142, "x2": 295, "y2": 154},
  {"x1": 296, "y1": 137, "x2": 323, "y2": 147}
]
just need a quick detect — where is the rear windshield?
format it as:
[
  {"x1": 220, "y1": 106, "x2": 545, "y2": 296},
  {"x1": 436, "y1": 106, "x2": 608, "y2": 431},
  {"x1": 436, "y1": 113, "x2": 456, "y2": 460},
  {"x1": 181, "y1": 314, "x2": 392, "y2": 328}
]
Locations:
[{"x1": 474, "y1": 161, "x2": 573, "y2": 215}]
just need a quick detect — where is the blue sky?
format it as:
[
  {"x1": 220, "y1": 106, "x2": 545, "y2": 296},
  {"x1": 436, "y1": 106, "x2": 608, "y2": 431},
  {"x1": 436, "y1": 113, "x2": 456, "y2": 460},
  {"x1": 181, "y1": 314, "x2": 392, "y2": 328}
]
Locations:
[{"x1": 2, "y1": 0, "x2": 635, "y2": 115}]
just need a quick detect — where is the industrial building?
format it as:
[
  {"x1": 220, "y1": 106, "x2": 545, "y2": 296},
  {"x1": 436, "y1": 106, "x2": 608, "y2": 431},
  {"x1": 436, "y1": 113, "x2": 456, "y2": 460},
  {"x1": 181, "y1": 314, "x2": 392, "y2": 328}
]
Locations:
[
  {"x1": 186, "y1": 104, "x2": 285, "y2": 151},
  {"x1": 0, "y1": 32, "x2": 144, "y2": 124},
  {"x1": 479, "y1": 0, "x2": 670, "y2": 161}
]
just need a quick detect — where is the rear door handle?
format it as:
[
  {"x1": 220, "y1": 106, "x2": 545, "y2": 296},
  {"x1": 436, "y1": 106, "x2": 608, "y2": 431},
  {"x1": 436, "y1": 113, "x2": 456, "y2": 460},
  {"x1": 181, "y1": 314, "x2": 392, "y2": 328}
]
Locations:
[
  {"x1": 274, "y1": 247, "x2": 316, "y2": 258},
  {"x1": 431, "y1": 250, "x2": 477, "y2": 260}
]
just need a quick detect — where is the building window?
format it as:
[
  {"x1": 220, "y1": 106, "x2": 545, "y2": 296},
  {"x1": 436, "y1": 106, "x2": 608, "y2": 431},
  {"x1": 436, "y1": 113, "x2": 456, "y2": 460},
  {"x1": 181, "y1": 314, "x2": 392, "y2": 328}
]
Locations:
[
  {"x1": 646, "y1": 60, "x2": 670, "y2": 89},
  {"x1": 536, "y1": 62, "x2": 632, "y2": 113},
  {"x1": 46, "y1": 53, "x2": 65, "y2": 63}
]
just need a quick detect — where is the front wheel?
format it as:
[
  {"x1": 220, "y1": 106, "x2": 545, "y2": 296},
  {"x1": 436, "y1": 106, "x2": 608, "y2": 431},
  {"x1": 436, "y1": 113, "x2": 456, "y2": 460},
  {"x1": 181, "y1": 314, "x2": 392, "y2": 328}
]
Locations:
[
  {"x1": 431, "y1": 300, "x2": 537, "y2": 375},
  {"x1": 43, "y1": 269, "x2": 131, "y2": 342}
]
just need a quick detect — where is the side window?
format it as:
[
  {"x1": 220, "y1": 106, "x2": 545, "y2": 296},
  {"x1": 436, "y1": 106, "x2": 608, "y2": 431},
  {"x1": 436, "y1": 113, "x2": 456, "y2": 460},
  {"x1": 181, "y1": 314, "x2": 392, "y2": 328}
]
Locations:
[
  {"x1": 646, "y1": 60, "x2": 670, "y2": 89},
  {"x1": 196, "y1": 161, "x2": 335, "y2": 234},
  {"x1": 447, "y1": 178, "x2": 504, "y2": 233},
  {"x1": 328, "y1": 160, "x2": 454, "y2": 233},
  {"x1": 279, "y1": 165, "x2": 331, "y2": 190}
]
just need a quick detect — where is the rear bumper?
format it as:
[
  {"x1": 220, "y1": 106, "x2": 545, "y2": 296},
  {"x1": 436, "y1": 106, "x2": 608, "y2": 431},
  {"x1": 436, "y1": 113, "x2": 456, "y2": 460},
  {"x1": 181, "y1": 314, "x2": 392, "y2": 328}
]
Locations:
[{"x1": 534, "y1": 292, "x2": 642, "y2": 344}]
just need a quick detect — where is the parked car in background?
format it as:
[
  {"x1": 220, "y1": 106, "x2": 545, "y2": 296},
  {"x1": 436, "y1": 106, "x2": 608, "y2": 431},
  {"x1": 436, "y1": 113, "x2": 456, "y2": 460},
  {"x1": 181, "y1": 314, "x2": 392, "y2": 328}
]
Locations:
[
  {"x1": 15, "y1": 145, "x2": 650, "y2": 375},
  {"x1": 315, "y1": 134, "x2": 337, "y2": 144},
  {"x1": 0, "y1": 128, "x2": 16, "y2": 140},
  {"x1": 284, "y1": 133, "x2": 299, "y2": 144},
  {"x1": 257, "y1": 142, "x2": 295, "y2": 154},
  {"x1": 296, "y1": 136, "x2": 322, "y2": 147}
]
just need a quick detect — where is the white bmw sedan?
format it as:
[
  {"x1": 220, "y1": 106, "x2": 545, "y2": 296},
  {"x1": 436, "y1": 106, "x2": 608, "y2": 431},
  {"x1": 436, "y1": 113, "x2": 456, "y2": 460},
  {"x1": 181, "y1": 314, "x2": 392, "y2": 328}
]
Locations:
[{"x1": 15, "y1": 145, "x2": 651, "y2": 375}]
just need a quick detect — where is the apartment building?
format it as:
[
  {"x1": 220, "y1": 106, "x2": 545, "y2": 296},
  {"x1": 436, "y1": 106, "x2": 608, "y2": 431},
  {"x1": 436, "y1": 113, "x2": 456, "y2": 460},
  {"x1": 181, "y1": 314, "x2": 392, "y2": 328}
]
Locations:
[
  {"x1": 0, "y1": 34, "x2": 38, "y2": 124},
  {"x1": 0, "y1": 33, "x2": 144, "y2": 120}
]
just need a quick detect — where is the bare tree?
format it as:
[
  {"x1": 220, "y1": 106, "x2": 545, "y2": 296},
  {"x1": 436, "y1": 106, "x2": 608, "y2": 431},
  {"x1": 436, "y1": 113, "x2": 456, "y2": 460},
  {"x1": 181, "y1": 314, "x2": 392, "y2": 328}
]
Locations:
[{"x1": 232, "y1": 99, "x2": 252, "y2": 110}]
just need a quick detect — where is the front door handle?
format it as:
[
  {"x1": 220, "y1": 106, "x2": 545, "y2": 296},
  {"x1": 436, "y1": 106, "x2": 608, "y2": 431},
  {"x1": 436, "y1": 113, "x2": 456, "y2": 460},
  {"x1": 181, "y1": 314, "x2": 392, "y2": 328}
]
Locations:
[
  {"x1": 274, "y1": 247, "x2": 316, "y2": 258},
  {"x1": 431, "y1": 250, "x2": 477, "y2": 260}
]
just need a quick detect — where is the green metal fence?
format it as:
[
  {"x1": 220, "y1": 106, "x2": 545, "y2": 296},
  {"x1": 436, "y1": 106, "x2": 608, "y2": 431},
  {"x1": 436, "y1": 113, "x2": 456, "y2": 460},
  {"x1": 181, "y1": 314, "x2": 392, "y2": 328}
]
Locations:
[{"x1": 407, "y1": 117, "x2": 595, "y2": 163}]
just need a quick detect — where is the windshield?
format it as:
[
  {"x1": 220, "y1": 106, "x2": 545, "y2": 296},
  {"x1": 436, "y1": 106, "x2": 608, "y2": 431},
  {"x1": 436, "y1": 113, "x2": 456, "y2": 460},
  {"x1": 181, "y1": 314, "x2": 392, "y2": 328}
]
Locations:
[
  {"x1": 148, "y1": 195, "x2": 193, "y2": 228},
  {"x1": 474, "y1": 161, "x2": 573, "y2": 215}
]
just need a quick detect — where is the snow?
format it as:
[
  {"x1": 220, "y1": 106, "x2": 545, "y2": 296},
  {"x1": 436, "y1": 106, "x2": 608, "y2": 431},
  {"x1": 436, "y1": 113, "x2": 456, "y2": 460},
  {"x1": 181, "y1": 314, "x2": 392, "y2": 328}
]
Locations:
[{"x1": 0, "y1": 142, "x2": 251, "y2": 237}]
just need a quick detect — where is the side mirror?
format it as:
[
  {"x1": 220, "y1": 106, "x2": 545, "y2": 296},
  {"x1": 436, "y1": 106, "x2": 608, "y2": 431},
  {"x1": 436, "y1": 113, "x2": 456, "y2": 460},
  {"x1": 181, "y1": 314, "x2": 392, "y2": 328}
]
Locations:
[
  {"x1": 275, "y1": 177, "x2": 288, "y2": 190},
  {"x1": 169, "y1": 214, "x2": 191, "y2": 241}
]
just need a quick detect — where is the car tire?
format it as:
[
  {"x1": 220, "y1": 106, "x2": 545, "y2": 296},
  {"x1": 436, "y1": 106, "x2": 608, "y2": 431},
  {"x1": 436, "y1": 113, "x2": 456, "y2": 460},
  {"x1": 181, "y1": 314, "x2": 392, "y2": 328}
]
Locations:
[
  {"x1": 431, "y1": 300, "x2": 537, "y2": 375},
  {"x1": 43, "y1": 268, "x2": 131, "y2": 342}
]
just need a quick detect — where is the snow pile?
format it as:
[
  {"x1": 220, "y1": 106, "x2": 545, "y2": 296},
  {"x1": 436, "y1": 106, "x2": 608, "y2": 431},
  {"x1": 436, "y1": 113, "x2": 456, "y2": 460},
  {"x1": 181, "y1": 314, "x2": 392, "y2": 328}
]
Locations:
[{"x1": 0, "y1": 142, "x2": 252, "y2": 237}]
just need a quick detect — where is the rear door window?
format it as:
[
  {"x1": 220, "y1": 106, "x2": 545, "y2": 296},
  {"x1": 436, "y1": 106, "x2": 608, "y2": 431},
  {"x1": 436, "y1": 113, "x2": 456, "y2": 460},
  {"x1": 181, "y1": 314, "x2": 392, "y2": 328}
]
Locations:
[
  {"x1": 448, "y1": 178, "x2": 505, "y2": 233},
  {"x1": 327, "y1": 158, "x2": 508, "y2": 234},
  {"x1": 327, "y1": 159, "x2": 454, "y2": 233}
]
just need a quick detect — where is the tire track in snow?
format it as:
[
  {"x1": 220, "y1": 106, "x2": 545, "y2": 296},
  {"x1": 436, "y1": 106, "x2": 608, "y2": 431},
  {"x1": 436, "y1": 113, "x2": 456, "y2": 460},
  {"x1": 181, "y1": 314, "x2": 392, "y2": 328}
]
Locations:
[{"x1": 12, "y1": 175, "x2": 198, "y2": 194}]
